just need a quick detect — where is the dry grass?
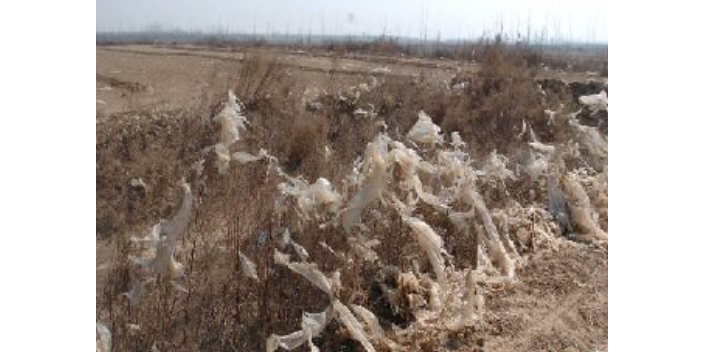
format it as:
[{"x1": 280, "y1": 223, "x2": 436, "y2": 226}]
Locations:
[{"x1": 97, "y1": 45, "x2": 608, "y2": 352}]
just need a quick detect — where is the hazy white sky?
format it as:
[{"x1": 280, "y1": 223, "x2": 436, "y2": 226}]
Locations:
[{"x1": 96, "y1": 0, "x2": 607, "y2": 43}]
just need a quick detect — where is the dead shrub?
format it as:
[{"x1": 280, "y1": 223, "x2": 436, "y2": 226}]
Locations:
[{"x1": 284, "y1": 114, "x2": 329, "y2": 176}]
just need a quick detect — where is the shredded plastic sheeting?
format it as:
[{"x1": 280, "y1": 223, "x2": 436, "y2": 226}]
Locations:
[
  {"x1": 122, "y1": 278, "x2": 154, "y2": 306},
  {"x1": 524, "y1": 151, "x2": 551, "y2": 180},
  {"x1": 161, "y1": 181, "x2": 194, "y2": 246},
  {"x1": 302, "y1": 311, "x2": 327, "y2": 352},
  {"x1": 270, "y1": 245, "x2": 377, "y2": 352},
  {"x1": 445, "y1": 269, "x2": 481, "y2": 332},
  {"x1": 561, "y1": 174, "x2": 608, "y2": 241},
  {"x1": 461, "y1": 270, "x2": 477, "y2": 324},
  {"x1": 170, "y1": 280, "x2": 189, "y2": 293},
  {"x1": 396, "y1": 271, "x2": 427, "y2": 315},
  {"x1": 578, "y1": 90, "x2": 608, "y2": 115},
  {"x1": 129, "y1": 177, "x2": 148, "y2": 189},
  {"x1": 239, "y1": 251, "x2": 259, "y2": 281},
  {"x1": 388, "y1": 141, "x2": 435, "y2": 191},
  {"x1": 278, "y1": 228, "x2": 292, "y2": 248},
  {"x1": 343, "y1": 135, "x2": 390, "y2": 233},
  {"x1": 134, "y1": 180, "x2": 193, "y2": 277},
  {"x1": 168, "y1": 256, "x2": 185, "y2": 279},
  {"x1": 261, "y1": 104, "x2": 602, "y2": 346},
  {"x1": 448, "y1": 211, "x2": 476, "y2": 233},
  {"x1": 348, "y1": 236, "x2": 380, "y2": 262},
  {"x1": 334, "y1": 300, "x2": 377, "y2": 352},
  {"x1": 545, "y1": 109, "x2": 558, "y2": 125},
  {"x1": 528, "y1": 125, "x2": 556, "y2": 154},
  {"x1": 450, "y1": 131, "x2": 466, "y2": 149},
  {"x1": 548, "y1": 174, "x2": 572, "y2": 234},
  {"x1": 213, "y1": 90, "x2": 248, "y2": 173},
  {"x1": 96, "y1": 321, "x2": 112, "y2": 352},
  {"x1": 269, "y1": 249, "x2": 341, "y2": 352},
  {"x1": 569, "y1": 118, "x2": 608, "y2": 163},
  {"x1": 460, "y1": 184, "x2": 515, "y2": 279},
  {"x1": 354, "y1": 108, "x2": 376, "y2": 118},
  {"x1": 279, "y1": 177, "x2": 342, "y2": 218},
  {"x1": 274, "y1": 249, "x2": 336, "y2": 298},
  {"x1": 267, "y1": 310, "x2": 328, "y2": 352},
  {"x1": 266, "y1": 105, "x2": 605, "y2": 349},
  {"x1": 267, "y1": 330, "x2": 305, "y2": 352},
  {"x1": 529, "y1": 140, "x2": 556, "y2": 155},
  {"x1": 407, "y1": 111, "x2": 442, "y2": 145},
  {"x1": 403, "y1": 216, "x2": 448, "y2": 293},
  {"x1": 214, "y1": 91, "x2": 248, "y2": 146},
  {"x1": 324, "y1": 145, "x2": 332, "y2": 161},
  {"x1": 411, "y1": 176, "x2": 447, "y2": 210},
  {"x1": 291, "y1": 240, "x2": 310, "y2": 261},
  {"x1": 351, "y1": 304, "x2": 386, "y2": 340},
  {"x1": 481, "y1": 150, "x2": 515, "y2": 180},
  {"x1": 232, "y1": 149, "x2": 268, "y2": 164},
  {"x1": 493, "y1": 210, "x2": 520, "y2": 258},
  {"x1": 214, "y1": 144, "x2": 232, "y2": 173},
  {"x1": 504, "y1": 202, "x2": 563, "y2": 253}
]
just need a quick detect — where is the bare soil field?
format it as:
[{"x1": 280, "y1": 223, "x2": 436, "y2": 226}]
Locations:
[
  {"x1": 96, "y1": 45, "x2": 602, "y2": 115},
  {"x1": 97, "y1": 44, "x2": 607, "y2": 352}
]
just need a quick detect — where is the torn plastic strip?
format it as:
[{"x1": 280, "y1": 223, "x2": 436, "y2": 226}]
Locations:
[
  {"x1": 274, "y1": 249, "x2": 335, "y2": 298},
  {"x1": 267, "y1": 310, "x2": 328, "y2": 352},
  {"x1": 343, "y1": 141, "x2": 388, "y2": 233},
  {"x1": 239, "y1": 251, "x2": 259, "y2": 281},
  {"x1": 407, "y1": 110, "x2": 443, "y2": 146},
  {"x1": 334, "y1": 300, "x2": 377, "y2": 352},
  {"x1": 403, "y1": 216, "x2": 448, "y2": 293},
  {"x1": 96, "y1": 321, "x2": 112, "y2": 352}
]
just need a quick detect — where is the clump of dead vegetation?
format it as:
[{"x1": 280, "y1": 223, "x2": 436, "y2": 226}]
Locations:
[{"x1": 97, "y1": 46, "x2": 607, "y2": 352}]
